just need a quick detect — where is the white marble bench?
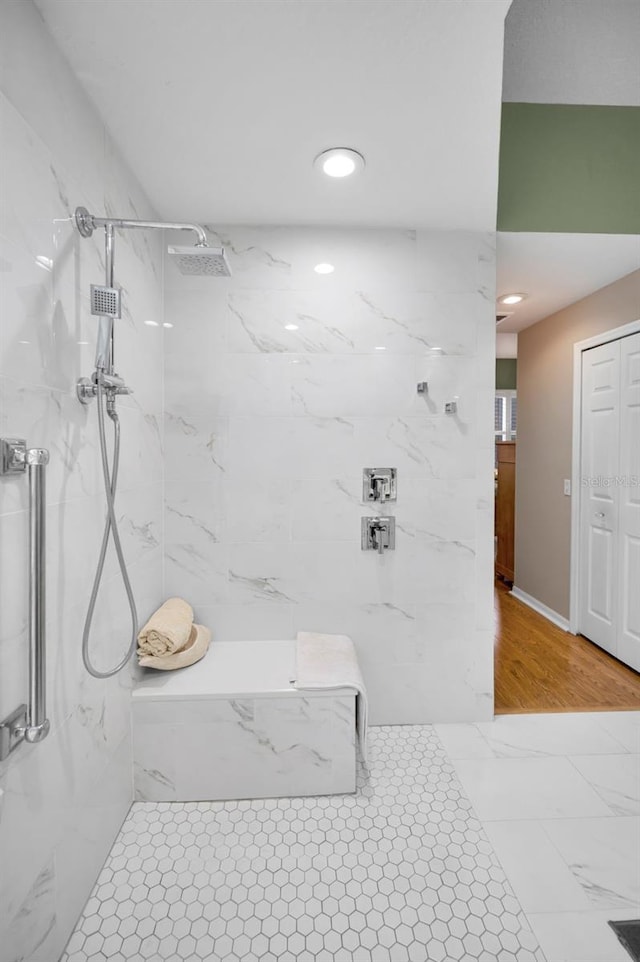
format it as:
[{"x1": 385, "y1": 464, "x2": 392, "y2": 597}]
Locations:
[{"x1": 132, "y1": 640, "x2": 357, "y2": 802}]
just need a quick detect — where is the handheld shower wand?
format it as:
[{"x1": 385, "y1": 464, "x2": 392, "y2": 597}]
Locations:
[
  {"x1": 76, "y1": 219, "x2": 137, "y2": 678},
  {"x1": 90, "y1": 284, "x2": 120, "y2": 372},
  {"x1": 75, "y1": 207, "x2": 230, "y2": 679}
]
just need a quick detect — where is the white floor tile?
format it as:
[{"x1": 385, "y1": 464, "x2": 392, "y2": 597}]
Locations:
[
  {"x1": 527, "y1": 910, "x2": 634, "y2": 962},
  {"x1": 594, "y1": 711, "x2": 640, "y2": 754},
  {"x1": 60, "y1": 726, "x2": 544, "y2": 962},
  {"x1": 433, "y1": 722, "x2": 497, "y2": 759},
  {"x1": 59, "y1": 714, "x2": 640, "y2": 962},
  {"x1": 475, "y1": 713, "x2": 628, "y2": 759},
  {"x1": 569, "y1": 753, "x2": 640, "y2": 815},
  {"x1": 483, "y1": 820, "x2": 592, "y2": 914},
  {"x1": 454, "y1": 755, "x2": 614, "y2": 821},
  {"x1": 542, "y1": 816, "x2": 640, "y2": 912}
]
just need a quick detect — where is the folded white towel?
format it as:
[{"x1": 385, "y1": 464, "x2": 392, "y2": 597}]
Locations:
[
  {"x1": 137, "y1": 597, "x2": 194, "y2": 657},
  {"x1": 138, "y1": 624, "x2": 211, "y2": 670},
  {"x1": 295, "y1": 631, "x2": 369, "y2": 763}
]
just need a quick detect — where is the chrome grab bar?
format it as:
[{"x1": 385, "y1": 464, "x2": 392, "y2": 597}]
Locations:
[
  {"x1": 22, "y1": 448, "x2": 50, "y2": 743},
  {"x1": 0, "y1": 439, "x2": 50, "y2": 758}
]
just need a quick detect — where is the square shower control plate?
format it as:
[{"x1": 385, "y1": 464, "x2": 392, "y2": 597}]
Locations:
[
  {"x1": 363, "y1": 467, "x2": 397, "y2": 503},
  {"x1": 361, "y1": 516, "x2": 396, "y2": 552}
]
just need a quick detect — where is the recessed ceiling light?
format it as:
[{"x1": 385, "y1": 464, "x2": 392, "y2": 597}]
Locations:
[
  {"x1": 498, "y1": 293, "x2": 527, "y2": 305},
  {"x1": 163, "y1": 322, "x2": 173, "y2": 329},
  {"x1": 314, "y1": 263, "x2": 335, "y2": 274},
  {"x1": 284, "y1": 323, "x2": 299, "y2": 331},
  {"x1": 77, "y1": 340, "x2": 89, "y2": 345},
  {"x1": 374, "y1": 346, "x2": 386, "y2": 351},
  {"x1": 144, "y1": 320, "x2": 159, "y2": 327},
  {"x1": 314, "y1": 147, "x2": 365, "y2": 178}
]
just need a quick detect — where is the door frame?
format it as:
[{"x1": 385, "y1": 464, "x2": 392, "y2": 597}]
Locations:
[{"x1": 569, "y1": 318, "x2": 640, "y2": 634}]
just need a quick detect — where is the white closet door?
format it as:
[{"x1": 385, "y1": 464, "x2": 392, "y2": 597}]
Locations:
[
  {"x1": 578, "y1": 339, "x2": 620, "y2": 654},
  {"x1": 617, "y1": 332, "x2": 640, "y2": 671}
]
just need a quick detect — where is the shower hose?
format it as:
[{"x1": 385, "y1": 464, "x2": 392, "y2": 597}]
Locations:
[{"x1": 82, "y1": 375, "x2": 138, "y2": 678}]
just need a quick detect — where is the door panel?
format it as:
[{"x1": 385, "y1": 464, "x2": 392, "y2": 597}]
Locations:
[
  {"x1": 578, "y1": 340, "x2": 620, "y2": 654},
  {"x1": 587, "y1": 526, "x2": 615, "y2": 621},
  {"x1": 617, "y1": 332, "x2": 640, "y2": 671}
]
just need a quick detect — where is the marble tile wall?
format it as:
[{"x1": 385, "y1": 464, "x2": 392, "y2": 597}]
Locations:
[
  {"x1": 133, "y1": 693, "x2": 357, "y2": 801},
  {"x1": 0, "y1": 3, "x2": 164, "y2": 960},
  {"x1": 163, "y1": 226, "x2": 496, "y2": 726}
]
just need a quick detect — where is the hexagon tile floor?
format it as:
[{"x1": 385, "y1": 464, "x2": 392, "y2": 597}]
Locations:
[{"x1": 61, "y1": 726, "x2": 546, "y2": 962}]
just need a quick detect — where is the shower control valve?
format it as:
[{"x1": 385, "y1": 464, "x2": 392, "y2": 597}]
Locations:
[
  {"x1": 363, "y1": 467, "x2": 397, "y2": 503},
  {"x1": 362, "y1": 516, "x2": 396, "y2": 554},
  {"x1": 76, "y1": 372, "x2": 133, "y2": 405},
  {"x1": 77, "y1": 377, "x2": 97, "y2": 404}
]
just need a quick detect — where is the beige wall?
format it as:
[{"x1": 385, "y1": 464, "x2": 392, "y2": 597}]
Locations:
[{"x1": 515, "y1": 269, "x2": 640, "y2": 618}]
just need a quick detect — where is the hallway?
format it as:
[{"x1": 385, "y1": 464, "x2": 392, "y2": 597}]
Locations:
[{"x1": 495, "y1": 581, "x2": 640, "y2": 714}]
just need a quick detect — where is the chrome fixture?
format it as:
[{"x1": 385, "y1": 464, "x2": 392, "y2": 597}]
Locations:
[
  {"x1": 361, "y1": 516, "x2": 396, "y2": 555},
  {"x1": 0, "y1": 705, "x2": 29, "y2": 760},
  {"x1": 90, "y1": 283, "x2": 121, "y2": 318},
  {"x1": 167, "y1": 245, "x2": 231, "y2": 277},
  {"x1": 363, "y1": 468, "x2": 397, "y2": 504},
  {"x1": 1, "y1": 436, "x2": 26, "y2": 474},
  {"x1": 75, "y1": 206, "x2": 209, "y2": 246},
  {"x1": 76, "y1": 372, "x2": 132, "y2": 405},
  {"x1": 75, "y1": 207, "x2": 230, "y2": 678},
  {"x1": 416, "y1": 381, "x2": 429, "y2": 395},
  {"x1": 444, "y1": 400, "x2": 458, "y2": 415},
  {"x1": 0, "y1": 438, "x2": 50, "y2": 759},
  {"x1": 25, "y1": 447, "x2": 49, "y2": 742},
  {"x1": 75, "y1": 206, "x2": 231, "y2": 277}
]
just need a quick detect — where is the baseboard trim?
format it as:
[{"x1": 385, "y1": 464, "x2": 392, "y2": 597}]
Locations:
[{"x1": 510, "y1": 586, "x2": 571, "y2": 632}]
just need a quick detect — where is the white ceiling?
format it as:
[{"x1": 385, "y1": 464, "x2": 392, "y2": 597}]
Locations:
[
  {"x1": 34, "y1": 0, "x2": 510, "y2": 230},
  {"x1": 496, "y1": 232, "x2": 640, "y2": 332},
  {"x1": 32, "y1": 0, "x2": 640, "y2": 335},
  {"x1": 503, "y1": 0, "x2": 640, "y2": 106}
]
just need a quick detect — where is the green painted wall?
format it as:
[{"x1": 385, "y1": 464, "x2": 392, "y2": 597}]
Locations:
[
  {"x1": 498, "y1": 103, "x2": 640, "y2": 233},
  {"x1": 496, "y1": 358, "x2": 517, "y2": 390}
]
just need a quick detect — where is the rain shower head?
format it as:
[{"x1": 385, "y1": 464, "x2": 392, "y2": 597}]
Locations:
[{"x1": 167, "y1": 245, "x2": 232, "y2": 277}]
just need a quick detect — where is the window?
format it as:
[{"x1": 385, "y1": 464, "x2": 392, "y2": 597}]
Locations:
[
  {"x1": 495, "y1": 390, "x2": 517, "y2": 443},
  {"x1": 509, "y1": 395, "x2": 518, "y2": 437}
]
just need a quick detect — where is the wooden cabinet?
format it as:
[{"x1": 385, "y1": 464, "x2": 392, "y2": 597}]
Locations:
[{"x1": 495, "y1": 441, "x2": 516, "y2": 585}]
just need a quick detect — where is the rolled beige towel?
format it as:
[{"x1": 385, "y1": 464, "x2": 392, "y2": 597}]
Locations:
[
  {"x1": 137, "y1": 597, "x2": 194, "y2": 657},
  {"x1": 138, "y1": 624, "x2": 211, "y2": 671}
]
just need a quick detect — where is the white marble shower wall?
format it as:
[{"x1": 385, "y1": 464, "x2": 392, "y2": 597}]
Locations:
[
  {"x1": 0, "y1": 3, "x2": 164, "y2": 960},
  {"x1": 163, "y1": 227, "x2": 496, "y2": 726}
]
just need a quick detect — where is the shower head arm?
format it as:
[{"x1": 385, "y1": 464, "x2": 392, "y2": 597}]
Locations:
[{"x1": 75, "y1": 207, "x2": 208, "y2": 247}]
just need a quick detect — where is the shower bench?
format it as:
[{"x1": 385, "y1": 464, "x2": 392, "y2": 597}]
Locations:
[{"x1": 132, "y1": 640, "x2": 357, "y2": 802}]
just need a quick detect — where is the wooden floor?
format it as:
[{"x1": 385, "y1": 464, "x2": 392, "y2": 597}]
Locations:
[{"x1": 494, "y1": 579, "x2": 640, "y2": 714}]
